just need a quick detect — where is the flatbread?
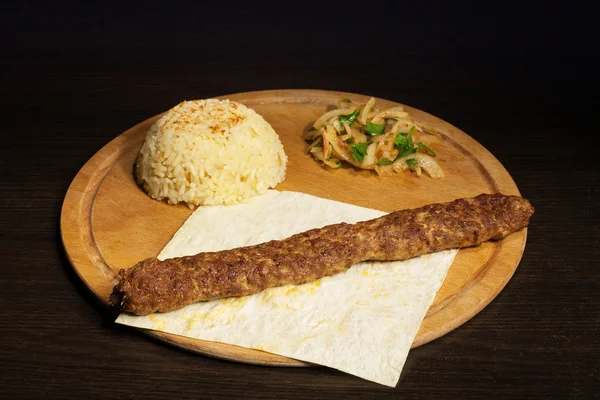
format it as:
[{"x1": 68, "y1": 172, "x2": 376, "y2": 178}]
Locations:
[{"x1": 116, "y1": 190, "x2": 457, "y2": 386}]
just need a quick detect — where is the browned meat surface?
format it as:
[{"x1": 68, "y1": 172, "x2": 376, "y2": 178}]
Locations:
[{"x1": 112, "y1": 193, "x2": 534, "y2": 315}]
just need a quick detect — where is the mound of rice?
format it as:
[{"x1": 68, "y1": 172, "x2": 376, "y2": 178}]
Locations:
[{"x1": 135, "y1": 99, "x2": 287, "y2": 208}]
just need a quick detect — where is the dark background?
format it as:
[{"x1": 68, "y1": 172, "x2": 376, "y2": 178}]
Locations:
[{"x1": 1, "y1": 1, "x2": 598, "y2": 399}]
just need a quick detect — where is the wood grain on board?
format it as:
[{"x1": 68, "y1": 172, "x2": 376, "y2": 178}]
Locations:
[{"x1": 60, "y1": 89, "x2": 527, "y2": 367}]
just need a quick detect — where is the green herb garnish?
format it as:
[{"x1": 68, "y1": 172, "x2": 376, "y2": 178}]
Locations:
[
  {"x1": 345, "y1": 137, "x2": 355, "y2": 144},
  {"x1": 365, "y1": 122, "x2": 386, "y2": 136},
  {"x1": 394, "y1": 133, "x2": 407, "y2": 148},
  {"x1": 338, "y1": 109, "x2": 360, "y2": 126},
  {"x1": 397, "y1": 146, "x2": 417, "y2": 158},
  {"x1": 416, "y1": 142, "x2": 436, "y2": 157},
  {"x1": 350, "y1": 143, "x2": 368, "y2": 162},
  {"x1": 376, "y1": 158, "x2": 393, "y2": 166},
  {"x1": 394, "y1": 126, "x2": 417, "y2": 158},
  {"x1": 406, "y1": 158, "x2": 418, "y2": 171},
  {"x1": 336, "y1": 161, "x2": 343, "y2": 168},
  {"x1": 308, "y1": 126, "x2": 317, "y2": 132},
  {"x1": 341, "y1": 98, "x2": 352, "y2": 103},
  {"x1": 395, "y1": 136, "x2": 417, "y2": 158}
]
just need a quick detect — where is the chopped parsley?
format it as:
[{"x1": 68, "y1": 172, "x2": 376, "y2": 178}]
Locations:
[
  {"x1": 417, "y1": 142, "x2": 436, "y2": 157},
  {"x1": 345, "y1": 137, "x2": 355, "y2": 144},
  {"x1": 364, "y1": 122, "x2": 386, "y2": 136},
  {"x1": 393, "y1": 126, "x2": 437, "y2": 160},
  {"x1": 376, "y1": 158, "x2": 393, "y2": 166},
  {"x1": 406, "y1": 158, "x2": 418, "y2": 171},
  {"x1": 341, "y1": 98, "x2": 353, "y2": 103},
  {"x1": 308, "y1": 126, "x2": 317, "y2": 132},
  {"x1": 394, "y1": 126, "x2": 417, "y2": 158},
  {"x1": 338, "y1": 109, "x2": 360, "y2": 126},
  {"x1": 397, "y1": 144, "x2": 417, "y2": 158},
  {"x1": 350, "y1": 143, "x2": 368, "y2": 162}
]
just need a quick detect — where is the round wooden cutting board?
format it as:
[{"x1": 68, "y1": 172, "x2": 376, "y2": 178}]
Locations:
[{"x1": 61, "y1": 89, "x2": 528, "y2": 367}]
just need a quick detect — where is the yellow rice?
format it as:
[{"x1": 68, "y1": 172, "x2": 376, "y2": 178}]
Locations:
[{"x1": 135, "y1": 99, "x2": 287, "y2": 208}]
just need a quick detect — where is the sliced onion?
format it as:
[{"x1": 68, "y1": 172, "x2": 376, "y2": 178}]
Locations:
[
  {"x1": 322, "y1": 129, "x2": 332, "y2": 160},
  {"x1": 392, "y1": 153, "x2": 445, "y2": 178},
  {"x1": 380, "y1": 149, "x2": 397, "y2": 161},
  {"x1": 373, "y1": 131, "x2": 396, "y2": 155},
  {"x1": 339, "y1": 133, "x2": 351, "y2": 142},
  {"x1": 371, "y1": 108, "x2": 409, "y2": 125},
  {"x1": 323, "y1": 157, "x2": 341, "y2": 169},
  {"x1": 344, "y1": 122, "x2": 366, "y2": 144},
  {"x1": 314, "y1": 107, "x2": 357, "y2": 129},
  {"x1": 360, "y1": 143, "x2": 377, "y2": 169},
  {"x1": 372, "y1": 133, "x2": 386, "y2": 143},
  {"x1": 323, "y1": 126, "x2": 361, "y2": 167},
  {"x1": 390, "y1": 119, "x2": 414, "y2": 135},
  {"x1": 337, "y1": 98, "x2": 354, "y2": 109},
  {"x1": 311, "y1": 148, "x2": 324, "y2": 160},
  {"x1": 374, "y1": 164, "x2": 394, "y2": 176},
  {"x1": 359, "y1": 97, "x2": 376, "y2": 125},
  {"x1": 307, "y1": 137, "x2": 322, "y2": 151},
  {"x1": 332, "y1": 118, "x2": 344, "y2": 134}
]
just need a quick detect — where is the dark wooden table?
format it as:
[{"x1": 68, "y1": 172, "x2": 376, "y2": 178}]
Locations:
[{"x1": 2, "y1": 3, "x2": 598, "y2": 399}]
